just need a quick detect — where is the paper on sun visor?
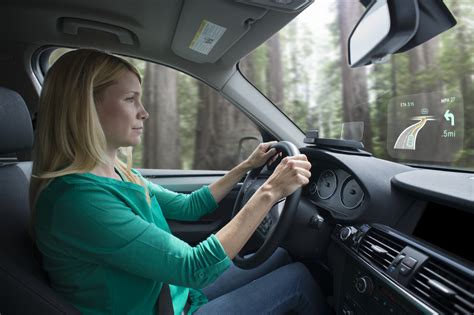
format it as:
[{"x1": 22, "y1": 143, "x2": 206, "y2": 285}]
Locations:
[{"x1": 189, "y1": 20, "x2": 226, "y2": 55}]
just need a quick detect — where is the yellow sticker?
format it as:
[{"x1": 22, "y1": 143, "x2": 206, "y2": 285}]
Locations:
[{"x1": 189, "y1": 20, "x2": 226, "y2": 55}]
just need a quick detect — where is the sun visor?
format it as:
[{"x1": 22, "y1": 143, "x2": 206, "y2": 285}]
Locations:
[{"x1": 171, "y1": 0, "x2": 267, "y2": 64}]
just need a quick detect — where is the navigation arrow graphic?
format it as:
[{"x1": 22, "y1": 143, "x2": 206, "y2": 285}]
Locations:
[{"x1": 444, "y1": 110, "x2": 455, "y2": 126}]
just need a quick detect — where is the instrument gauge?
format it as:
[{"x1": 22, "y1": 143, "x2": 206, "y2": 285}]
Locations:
[
  {"x1": 341, "y1": 177, "x2": 364, "y2": 209},
  {"x1": 316, "y1": 170, "x2": 338, "y2": 199}
]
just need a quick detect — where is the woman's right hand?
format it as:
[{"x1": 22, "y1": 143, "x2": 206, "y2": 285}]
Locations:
[
  {"x1": 260, "y1": 154, "x2": 312, "y2": 202},
  {"x1": 216, "y1": 154, "x2": 311, "y2": 259}
]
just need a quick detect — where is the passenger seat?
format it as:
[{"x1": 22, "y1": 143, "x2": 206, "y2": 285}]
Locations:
[{"x1": 0, "y1": 87, "x2": 80, "y2": 314}]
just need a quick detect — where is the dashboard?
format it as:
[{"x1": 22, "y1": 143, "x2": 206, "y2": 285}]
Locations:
[
  {"x1": 296, "y1": 146, "x2": 474, "y2": 315},
  {"x1": 306, "y1": 167, "x2": 365, "y2": 214}
]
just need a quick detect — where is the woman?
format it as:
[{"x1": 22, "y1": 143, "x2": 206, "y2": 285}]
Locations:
[{"x1": 30, "y1": 49, "x2": 327, "y2": 314}]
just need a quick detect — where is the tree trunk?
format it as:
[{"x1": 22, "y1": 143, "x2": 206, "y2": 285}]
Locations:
[
  {"x1": 194, "y1": 57, "x2": 259, "y2": 170},
  {"x1": 142, "y1": 63, "x2": 182, "y2": 169},
  {"x1": 408, "y1": 47, "x2": 425, "y2": 92},
  {"x1": 391, "y1": 56, "x2": 397, "y2": 98},
  {"x1": 265, "y1": 34, "x2": 284, "y2": 109},
  {"x1": 337, "y1": 1, "x2": 372, "y2": 152}
]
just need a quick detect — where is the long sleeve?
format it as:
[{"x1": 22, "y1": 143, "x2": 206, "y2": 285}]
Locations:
[
  {"x1": 36, "y1": 184, "x2": 230, "y2": 289},
  {"x1": 144, "y1": 178, "x2": 219, "y2": 221}
]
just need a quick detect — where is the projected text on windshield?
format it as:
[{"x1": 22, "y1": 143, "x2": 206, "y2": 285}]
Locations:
[{"x1": 387, "y1": 91, "x2": 464, "y2": 162}]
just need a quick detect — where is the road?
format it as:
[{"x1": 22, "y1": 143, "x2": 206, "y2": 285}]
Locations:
[{"x1": 394, "y1": 116, "x2": 433, "y2": 150}]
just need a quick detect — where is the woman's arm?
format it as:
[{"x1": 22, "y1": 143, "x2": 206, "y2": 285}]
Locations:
[
  {"x1": 216, "y1": 154, "x2": 311, "y2": 259},
  {"x1": 37, "y1": 184, "x2": 231, "y2": 289},
  {"x1": 145, "y1": 182, "x2": 218, "y2": 221},
  {"x1": 142, "y1": 142, "x2": 276, "y2": 220},
  {"x1": 209, "y1": 141, "x2": 277, "y2": 203}
]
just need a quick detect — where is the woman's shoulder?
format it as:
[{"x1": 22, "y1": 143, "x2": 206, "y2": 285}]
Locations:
[
  {"x1": 42, "y1": 172, "x2": 131, "y2": 201},
  {"x1": 42, "y1": 171, "x2": 146, "y2": 199},
  {"x1": 55, "y1": 172, "x2": 137, "y2": 188},
  {"x1": 34, "y1": 175, "x2": 107, "y2": 226},
  {"x1": 35, "y1": 174, "x2": 125, "y2": 220},
  {"x1": 38, "y1": 174, "x2": 108, "y2": 202}
]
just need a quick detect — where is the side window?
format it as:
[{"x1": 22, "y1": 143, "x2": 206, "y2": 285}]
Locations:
[{"x1": 47, "y1": 48, "x2": 261, "y2": 170}]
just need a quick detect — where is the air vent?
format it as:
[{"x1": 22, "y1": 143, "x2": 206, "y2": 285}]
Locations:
[
  {"x1": 409, "y1": 260, "x2": 474, "y2": 314},
  {"x1": 358, "y1": 228, "x2": 405, "y2": 271}
]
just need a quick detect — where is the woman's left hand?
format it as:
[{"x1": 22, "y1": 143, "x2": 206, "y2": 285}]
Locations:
[{"x1": 244, "y1": 141, "x2": 278, "y2": 170}]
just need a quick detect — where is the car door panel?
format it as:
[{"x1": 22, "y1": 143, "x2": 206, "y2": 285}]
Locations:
[{"x1": 139, "y1": 169, "x2": 242, "y2": 245}]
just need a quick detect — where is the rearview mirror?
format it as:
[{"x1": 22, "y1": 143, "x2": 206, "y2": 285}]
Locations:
[
  {"x1": 348, "y1": 0, "x2": 457, "y2": 68},
  {"x1": 348, "y1": 0, "x2": 419, "y2": 67}
]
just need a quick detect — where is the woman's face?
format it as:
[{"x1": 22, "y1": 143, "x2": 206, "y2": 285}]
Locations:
[{"x1": 96, "y1": 70, "x2": 149, "y2": 150}]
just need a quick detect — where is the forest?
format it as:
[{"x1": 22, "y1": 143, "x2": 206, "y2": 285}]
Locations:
[{"x1": 52, "y1": 0, "x2": 474, "y2": 171}]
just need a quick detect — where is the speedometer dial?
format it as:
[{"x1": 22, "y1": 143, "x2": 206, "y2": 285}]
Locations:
[
  {"x1": 316, "y1": 170, "x2": 337, "y2": 199},
  {"x1": 341, "y1": 177, "x2": 364, "y2": 209}
]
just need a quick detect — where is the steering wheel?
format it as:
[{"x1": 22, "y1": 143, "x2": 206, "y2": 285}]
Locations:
[{"x1": 232, "y1": 141, "x2": 302, "y2": 269}]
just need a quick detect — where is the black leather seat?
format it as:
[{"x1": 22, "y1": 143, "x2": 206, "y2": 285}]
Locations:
[{"x1": 0, "y1": 87, "x2": 80, "y2": 314}]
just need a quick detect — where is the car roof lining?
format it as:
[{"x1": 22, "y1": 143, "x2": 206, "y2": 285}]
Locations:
[{"x1": 0, "y1": 0, "x2": 305, "y2": 90}]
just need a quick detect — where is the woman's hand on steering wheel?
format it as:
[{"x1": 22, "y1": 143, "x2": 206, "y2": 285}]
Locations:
[
  {"x1": 244, "y1": 141, "x2": 278, "y2": 169},
  {"x1": 230, "y1": 141, "x2": 311, "y2": 269},
  {"x1": 261, "y1": 154, "x2": 312, "y2": 202}
]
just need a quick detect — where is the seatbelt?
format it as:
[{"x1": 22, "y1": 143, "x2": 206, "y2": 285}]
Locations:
[{"x1": 158, "y1": 283, "x2": 174, "y2": 315}]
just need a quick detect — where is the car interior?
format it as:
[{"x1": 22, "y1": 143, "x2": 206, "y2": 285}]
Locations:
[{"x1": 1, "y1": 0, "x2": 473, "y2": 314}]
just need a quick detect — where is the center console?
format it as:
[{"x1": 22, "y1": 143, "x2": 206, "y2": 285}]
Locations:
[
  {"x1": 331, "y1": 224, "x2": 473, "y2": 315},
  {"x1": 340, "y1": 257, "x2": 424, "y2": 314}
]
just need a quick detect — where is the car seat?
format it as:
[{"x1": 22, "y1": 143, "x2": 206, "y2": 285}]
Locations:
[{"x1": 0, "y1": 87, "x2": 80, "y2": 314}]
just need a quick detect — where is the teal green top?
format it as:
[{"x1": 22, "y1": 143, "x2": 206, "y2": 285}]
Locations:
[{"x1": 34, "y1": 170, "x2": 232, "y2": 314}]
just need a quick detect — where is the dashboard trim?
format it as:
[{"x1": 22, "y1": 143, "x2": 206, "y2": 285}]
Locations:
[
  {"x1": 391, "y1": 169, "x2": 474, "y2": 212},
  {"x1": 309, "y1": 199, "x2": 348, "y2": 217}
]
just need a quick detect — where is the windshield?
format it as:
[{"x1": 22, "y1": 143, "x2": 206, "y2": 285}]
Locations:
[{"x1": 240, "y1": 0, "x2": 473, "y2": 172}]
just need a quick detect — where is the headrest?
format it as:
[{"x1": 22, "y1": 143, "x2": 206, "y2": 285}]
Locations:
[{"x1": 0, "y1": 87, "x2": 33, "y2": 155}]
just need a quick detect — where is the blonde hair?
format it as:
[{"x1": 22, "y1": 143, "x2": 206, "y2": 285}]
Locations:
[{"x1": 30, "y1": 49, "x2": 149, "y2": 236}]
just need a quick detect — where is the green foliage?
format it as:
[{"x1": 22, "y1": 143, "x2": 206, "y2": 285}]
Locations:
[
  {"x1": 48, "y1": 0, "x2": 473, "y2": 171},
  {"x1": 286, "y1": 100, "x2": 309, "y2": 130},
  {"x1": 250, "y1": 45, "x2": 269, "y2": 93},
  {"x1": 177, "y1": 73, "x2": 199, "y2": 170},
  {"x1": 314, "y1": 58, "x2": 342, "y2": 139},
  {"x1": 132, "y1": 142, "x2": 143, "y2": 168},
  {"x1": 244, "y1": 0, "x2": 473, "y2": 171},
  {"x1": 312, "y1": 6, "x2": 343, "y2": 140}
]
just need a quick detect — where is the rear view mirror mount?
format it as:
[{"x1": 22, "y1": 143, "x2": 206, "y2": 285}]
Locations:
[
  {"x1": 348, "y1": 0, "x2": 457, "y2": 68},
  {"x1": 348, "y1": 0, "x2": 419, "y2": 68}
]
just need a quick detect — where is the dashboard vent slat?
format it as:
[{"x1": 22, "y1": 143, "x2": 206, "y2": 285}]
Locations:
[
  {"x1": 365, "y1": 235, "x2": 399, "y2": 259},
  {"x1": 358, "y1": 228, "x2": 404, "y2": 271},
  {"x1": 359, "y1": 246, "x2": 393, "y2": 270},
  {"x1": 409, "y1": 260, "x2": 474, "y2": 314},
  {"x1": 424, "y1": 264, "x2": 474, "y2": 300}
]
